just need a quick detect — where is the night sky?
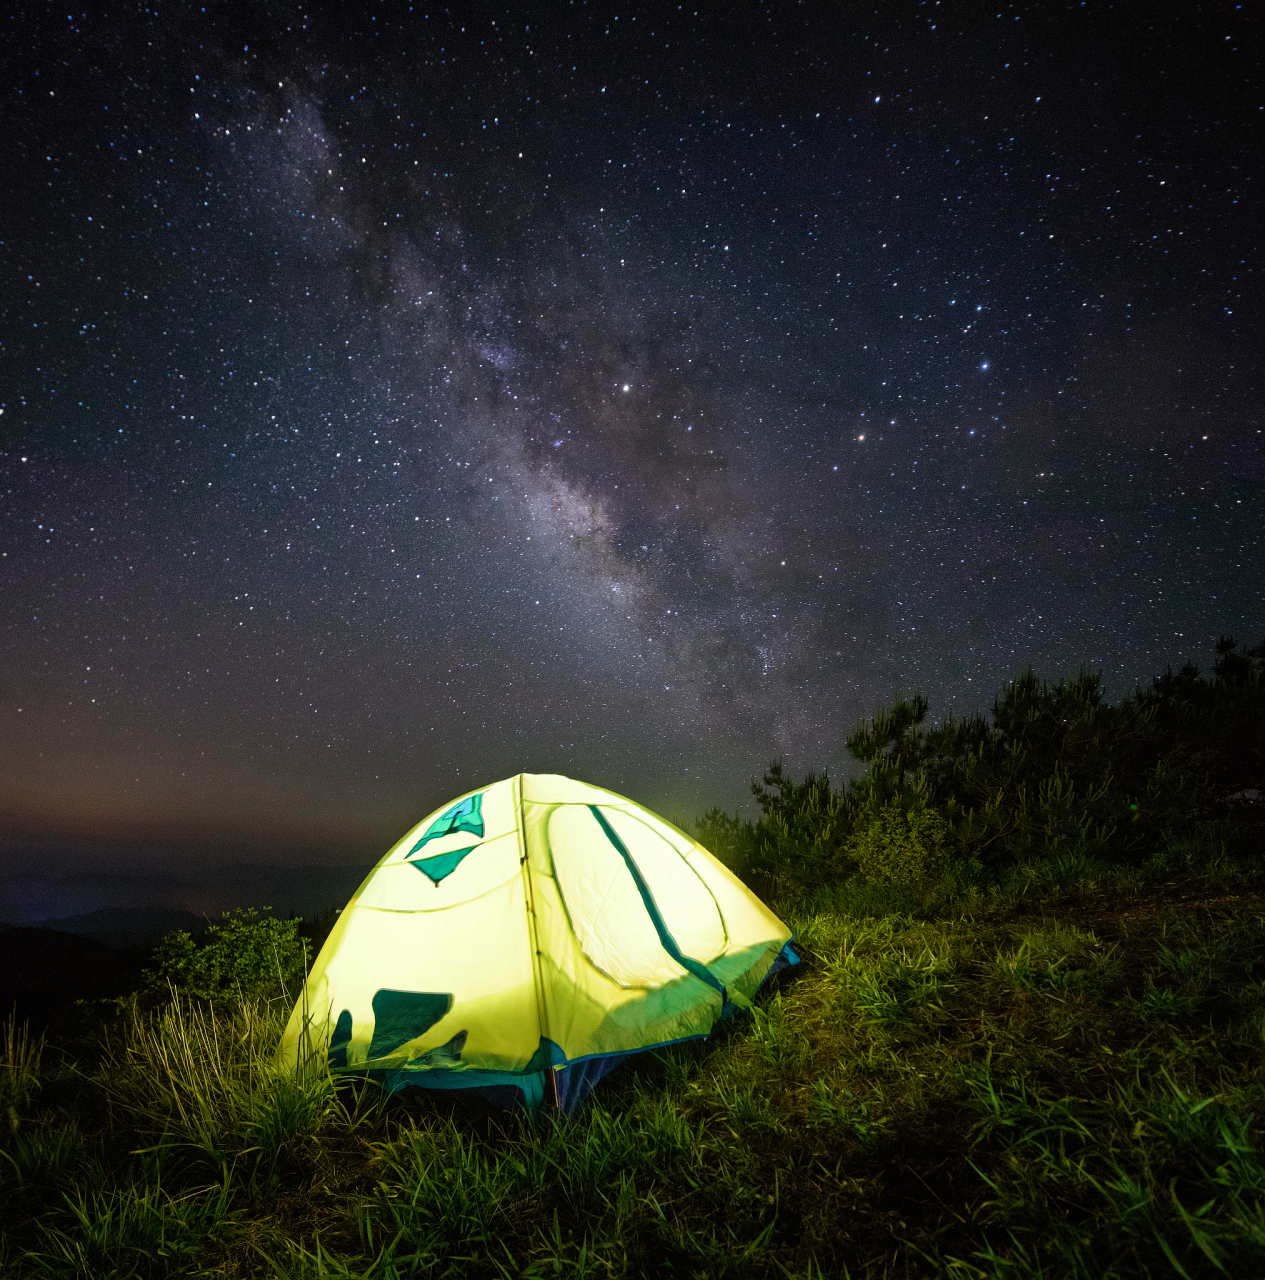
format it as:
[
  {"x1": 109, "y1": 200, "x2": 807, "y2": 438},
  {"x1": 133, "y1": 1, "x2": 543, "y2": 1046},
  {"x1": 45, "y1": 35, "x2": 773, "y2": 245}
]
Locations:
[{"x1": 2, "y1": 3, "x2": 1262, "y2": 877}]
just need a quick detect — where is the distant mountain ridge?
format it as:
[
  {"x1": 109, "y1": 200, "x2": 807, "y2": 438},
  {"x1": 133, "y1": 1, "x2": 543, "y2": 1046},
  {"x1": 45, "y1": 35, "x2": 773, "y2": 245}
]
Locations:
[
  {"x1": 0, "y1": 862, "x2": 372, "y2": 939},
  {"x1": 0, "y1": 906, "x2": 208, "y2": 949}
]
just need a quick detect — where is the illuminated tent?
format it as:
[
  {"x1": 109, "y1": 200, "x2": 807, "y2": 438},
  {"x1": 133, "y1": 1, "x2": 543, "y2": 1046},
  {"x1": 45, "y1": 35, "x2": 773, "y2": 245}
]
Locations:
[{"x1": 278, "y1": 773, "x2": 796, "y2": 1110}]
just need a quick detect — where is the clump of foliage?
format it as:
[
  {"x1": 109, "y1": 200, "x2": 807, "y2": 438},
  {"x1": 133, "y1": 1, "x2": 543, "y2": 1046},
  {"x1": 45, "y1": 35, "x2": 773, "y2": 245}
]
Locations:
[
  {"x1": 714, "y1": 634, "x2": 1264, "y2": 897},
  {"x1": 848, "y1": 799, "x2": 949, "y2": 891},
  {"x1": 1, "y1": 1017, "x2": 43, "y2": 1123},
  {"x1": 746, "y1": 766, "x2": 855, "y2": 887},
  {"x1": 142, "y1": 907, "x2": 308, "y2": 1005},
  {"x1": 693, "y1": 805, "x2": 758, "y2": 871}
]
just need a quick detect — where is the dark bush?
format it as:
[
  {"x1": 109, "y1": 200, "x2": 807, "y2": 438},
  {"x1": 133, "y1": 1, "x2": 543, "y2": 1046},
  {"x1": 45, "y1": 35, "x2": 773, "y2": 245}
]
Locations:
[{"x1": 736, "y1": 635, "x2": 1264, "y2": 893}]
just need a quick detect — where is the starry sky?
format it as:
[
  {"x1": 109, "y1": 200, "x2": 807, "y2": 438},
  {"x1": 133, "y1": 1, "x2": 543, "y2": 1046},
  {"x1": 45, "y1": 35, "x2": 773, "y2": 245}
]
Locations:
[{"x1": 2, "y1": 2, "x2": 1262, "y2": 875}]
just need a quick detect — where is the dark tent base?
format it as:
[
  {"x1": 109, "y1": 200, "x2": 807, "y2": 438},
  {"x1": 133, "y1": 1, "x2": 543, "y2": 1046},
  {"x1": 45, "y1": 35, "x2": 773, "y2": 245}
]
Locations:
[{"x1": 371, "y1": 942, "x2": 803, "y2": 1113}]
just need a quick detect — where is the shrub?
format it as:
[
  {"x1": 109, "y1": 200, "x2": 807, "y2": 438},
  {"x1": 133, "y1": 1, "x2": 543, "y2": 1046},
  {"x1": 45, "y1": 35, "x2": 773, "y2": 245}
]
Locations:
[
  {"x1": 693, "y1": 806, "x2": 757, "y2": 872},
  {"x1": 728, "y1": 637, "x2": 1264, "y2": 896},
  {"x1": 143, "y1": 908, "x2": 308, "y2": 1005},
  {"x1": 849, "y1": 801, "x2": 949, "y2": 891},
  {"x1": 747, "y1": 765, "x2": 856, "y2": 891}
]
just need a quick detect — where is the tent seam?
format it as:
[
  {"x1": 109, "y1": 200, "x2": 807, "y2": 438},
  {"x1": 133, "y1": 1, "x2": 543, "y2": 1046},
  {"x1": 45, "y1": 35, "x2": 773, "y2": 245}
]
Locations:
[{"x1": 517, "y1": 773, "x2": 556, "y2": 1100}]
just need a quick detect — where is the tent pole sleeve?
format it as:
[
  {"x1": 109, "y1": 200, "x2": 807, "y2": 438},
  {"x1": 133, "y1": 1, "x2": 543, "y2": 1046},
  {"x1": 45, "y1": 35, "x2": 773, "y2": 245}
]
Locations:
[{"x1": 517, "y1": 773, "x2": 555, "y2": 1086}]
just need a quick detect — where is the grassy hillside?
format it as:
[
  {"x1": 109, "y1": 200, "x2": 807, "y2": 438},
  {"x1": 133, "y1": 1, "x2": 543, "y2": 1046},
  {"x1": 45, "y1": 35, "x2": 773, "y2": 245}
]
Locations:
[{"x1": 2, "y1": 645, "x2": 1261, "y2": 1278}]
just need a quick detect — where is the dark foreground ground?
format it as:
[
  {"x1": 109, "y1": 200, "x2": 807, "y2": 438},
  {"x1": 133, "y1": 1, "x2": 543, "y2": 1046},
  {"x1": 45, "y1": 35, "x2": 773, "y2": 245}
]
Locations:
[{"x1": 3, "y1": 854, "x2": 1265, "y2": 1278}]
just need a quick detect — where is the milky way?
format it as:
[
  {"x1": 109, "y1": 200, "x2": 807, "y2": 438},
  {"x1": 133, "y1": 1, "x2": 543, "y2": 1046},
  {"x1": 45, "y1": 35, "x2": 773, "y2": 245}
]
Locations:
[{"x1": 2, "y1": 5, "x2": 1261, "y2": 865}]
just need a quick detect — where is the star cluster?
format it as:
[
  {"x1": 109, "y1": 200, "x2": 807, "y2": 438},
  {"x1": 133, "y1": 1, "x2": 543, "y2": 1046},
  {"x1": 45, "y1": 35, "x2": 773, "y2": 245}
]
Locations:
[{"x1": 1, "y1": 4, "x2": 1261, "y2": 865}]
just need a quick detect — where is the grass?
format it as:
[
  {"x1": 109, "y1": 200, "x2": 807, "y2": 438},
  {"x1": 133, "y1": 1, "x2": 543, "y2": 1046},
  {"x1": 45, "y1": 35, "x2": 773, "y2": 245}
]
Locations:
[{"x1": 4, "y1": 852, "x2": 1265, "y2": 1277}]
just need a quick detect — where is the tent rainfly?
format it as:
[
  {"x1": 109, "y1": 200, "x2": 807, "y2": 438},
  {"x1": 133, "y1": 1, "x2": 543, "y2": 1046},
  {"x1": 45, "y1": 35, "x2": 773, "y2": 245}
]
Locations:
[{"x1": 278, "y1": 773, "x2": 798, "y2": 1110}]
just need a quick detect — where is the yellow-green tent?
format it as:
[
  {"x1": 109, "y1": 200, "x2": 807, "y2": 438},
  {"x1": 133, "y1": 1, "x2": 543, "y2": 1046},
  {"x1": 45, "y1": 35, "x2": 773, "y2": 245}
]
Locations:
[{"x1": 279, "y1": 773, "x2": 796, "y2": 1109}]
